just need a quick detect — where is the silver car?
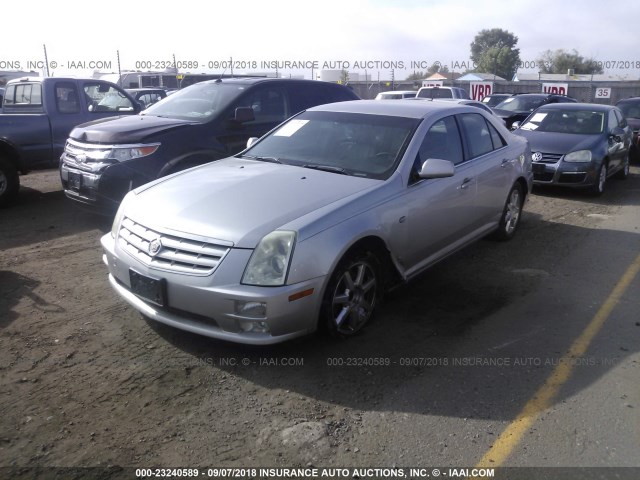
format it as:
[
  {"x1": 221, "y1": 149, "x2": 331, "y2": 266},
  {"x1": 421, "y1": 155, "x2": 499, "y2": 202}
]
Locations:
[{"x1": 101, "y1": 100, "x2": 532, "y2": 345}]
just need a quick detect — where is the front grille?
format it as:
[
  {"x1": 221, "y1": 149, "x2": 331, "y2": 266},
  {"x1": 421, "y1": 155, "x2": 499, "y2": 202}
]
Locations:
[
  {"x1": 118, "y1": 217, "x2": 229, "y2": 275},
  {"x1": 533, "y1": 152, "x2": 563, "y2": 164}
]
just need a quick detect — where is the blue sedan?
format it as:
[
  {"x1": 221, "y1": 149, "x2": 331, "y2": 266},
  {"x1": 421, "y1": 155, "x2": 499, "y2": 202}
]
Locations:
[{"x1": 513, "y1": 103, "x2": 631, "y2": 195}]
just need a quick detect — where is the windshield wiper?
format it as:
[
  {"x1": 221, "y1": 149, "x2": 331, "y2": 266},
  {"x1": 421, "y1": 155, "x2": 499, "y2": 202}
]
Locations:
[
  {"x1": 302, "y1": 164, "x2": 350, "y2": 175},
  {"x1": 240, "y1": 155, "x2": 282, "y2": 164}
]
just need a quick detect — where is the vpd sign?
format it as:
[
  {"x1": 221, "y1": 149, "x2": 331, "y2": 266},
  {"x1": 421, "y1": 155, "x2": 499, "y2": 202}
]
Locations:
[
  {"x1": 542, "y1": 83, "x2": 569, "y2": 95},
  {"x1": 470, "y1": 82, "x2": 493, "y2": 101}
]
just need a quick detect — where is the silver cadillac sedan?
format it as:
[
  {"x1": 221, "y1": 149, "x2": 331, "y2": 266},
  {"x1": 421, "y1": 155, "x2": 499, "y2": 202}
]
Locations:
[{"x1": 101, "y1": 100, "x2": 532, "y2": 345}]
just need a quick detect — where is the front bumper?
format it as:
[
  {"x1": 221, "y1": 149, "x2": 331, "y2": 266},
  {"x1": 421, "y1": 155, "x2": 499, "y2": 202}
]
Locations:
[
  {"x1": 532, "y1": 160, "x2": 598, "y2": 188},
  {"x1": 101, "y1": 233, "x2": 325, "y2": 345}
]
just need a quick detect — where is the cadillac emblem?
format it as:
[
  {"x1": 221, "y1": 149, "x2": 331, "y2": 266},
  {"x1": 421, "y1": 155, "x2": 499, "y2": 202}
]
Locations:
[
  {"x1": 532, "y1": 152, "x2": 543, "y2": 162},
  {"x1": 148, "y1": 238, "x2": 162, "y2": 256}
]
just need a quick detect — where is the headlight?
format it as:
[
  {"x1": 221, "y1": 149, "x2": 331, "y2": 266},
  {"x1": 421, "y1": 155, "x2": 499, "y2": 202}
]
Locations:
[
  {"x1": 109, "y1": 144, "x2": 160, "y2": 162},
  {"x1": 563, "y1": 150, "x2": 592, "y2": 163},
  {"x1": 242, "y1": 231, "x2": 296, "y2": 286}
]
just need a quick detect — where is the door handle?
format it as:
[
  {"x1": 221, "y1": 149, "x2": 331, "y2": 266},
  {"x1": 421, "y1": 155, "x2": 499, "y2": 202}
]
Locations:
[{"x1": 460, "y1": 177, "x2": 473, "y2": 190}]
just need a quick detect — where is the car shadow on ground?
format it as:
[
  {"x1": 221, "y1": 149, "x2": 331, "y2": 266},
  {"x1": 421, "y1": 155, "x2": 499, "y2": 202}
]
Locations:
[
  {"x1": 0, "y1": 271, "x2": 65, "y2": 329},
  {"x1": 147, "y1": 211, "x2": 640, "y2": 422},
  {"x1": 0, "y1": 186, "x2": 111, "y2": 250}
]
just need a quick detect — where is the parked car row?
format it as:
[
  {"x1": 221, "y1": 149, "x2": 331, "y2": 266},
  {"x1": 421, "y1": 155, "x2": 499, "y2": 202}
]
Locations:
[{"x1": 2, "y1": 74, "x2": 637, "y2": 346}]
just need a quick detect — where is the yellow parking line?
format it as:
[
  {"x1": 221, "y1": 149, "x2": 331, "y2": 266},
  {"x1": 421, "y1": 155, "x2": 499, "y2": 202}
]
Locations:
[{"x1": 475, "y1": 252, "x2": 640, "y2": 468}]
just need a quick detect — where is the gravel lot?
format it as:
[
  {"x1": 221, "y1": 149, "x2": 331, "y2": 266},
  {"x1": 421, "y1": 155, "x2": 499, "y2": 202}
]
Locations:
[{"x1": 1, "y1": 168, "x2": 639, "y2": 477}]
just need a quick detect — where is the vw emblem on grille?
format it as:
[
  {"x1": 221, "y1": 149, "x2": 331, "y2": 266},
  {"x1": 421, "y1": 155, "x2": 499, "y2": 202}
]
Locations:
[
  {"x1": 148, "y1": 238, "x2": 162, "y2": 256},
  {"x1": 532, "y1": 152, "x2": 543, "y2": 162},
  {"x1": 76, "y1": 153, "x2": 87, "y2": 163}
]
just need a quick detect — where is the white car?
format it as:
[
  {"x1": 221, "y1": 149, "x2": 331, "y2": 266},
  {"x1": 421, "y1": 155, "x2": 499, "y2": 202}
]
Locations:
[{"x1": 375, "y1": 91, "x2": 417, "y2": 100}]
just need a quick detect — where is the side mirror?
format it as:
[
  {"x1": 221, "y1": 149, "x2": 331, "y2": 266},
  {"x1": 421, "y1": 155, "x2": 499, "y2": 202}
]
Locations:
[
  {"x1": 510, "y1": 121, "x2": 521, "y2": 130},
  {"x1": 246, "y1": 137, "x2": 259, "y2": 148},
  {"x1": 234, "y1": 106, "x2": 255, "y2": 123},
  {"x1": 610, "y1": 126, "x2": 624, "y2": 144},
  {"x1": 418, "y1": 158, "x2": 455, "y2": 179}
]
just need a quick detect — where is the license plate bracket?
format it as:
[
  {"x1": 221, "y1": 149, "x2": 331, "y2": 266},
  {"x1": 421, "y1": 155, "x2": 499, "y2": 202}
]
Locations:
[
  {"x1": 532, "y1": 163, "x2": 546, "y2": 174},
  {"x1": 129, "y1": 270, "x2": 166, "y2": 307},
  {"x1": 68, "y1": 171, "x2": 82, "y2": 191}
]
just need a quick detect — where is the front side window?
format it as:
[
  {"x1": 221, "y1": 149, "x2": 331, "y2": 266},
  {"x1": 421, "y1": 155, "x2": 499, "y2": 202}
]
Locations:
[
  {"x1": 231, "y1": 87, "x2": 286, "y2": 125},
  {"x1": 84, "y1": 84, "x2": 134, "y2": 113},
  {"x1": 242, "y1": 111, "x2": 418, "y2": 180}
]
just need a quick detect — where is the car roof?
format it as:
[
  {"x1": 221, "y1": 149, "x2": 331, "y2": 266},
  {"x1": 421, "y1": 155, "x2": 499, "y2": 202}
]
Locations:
[
  {"x1": 197, "y1": 77, "x2": 346, "y2": 87},
  {"x1": 378, "y1": 90, "x2": 416, "y2": 94},
  {"x1": 616, "y1": 97, "x2": 640, "y2": 104},
  {"x1": 308, "y1": 99, "x2": 485, "y2": 119},
  {"x1": 535, "y1": 102, "x2": 615, "y2": 112}
]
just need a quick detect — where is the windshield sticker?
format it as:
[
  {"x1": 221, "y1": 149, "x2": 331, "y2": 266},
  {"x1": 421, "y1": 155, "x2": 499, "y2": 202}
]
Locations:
[
  {"x1": 274, "y1": 119, "x2": 310, "y2": 137},
  {"x1": 531, "y1": 113, "x2": 547, "y2": 122},
  {"x1": 502, "y1": 97, "x2": 515, "y2": 103},
  {"x1": 521, "y1": 122, "x2": 538, "y2": 131}
]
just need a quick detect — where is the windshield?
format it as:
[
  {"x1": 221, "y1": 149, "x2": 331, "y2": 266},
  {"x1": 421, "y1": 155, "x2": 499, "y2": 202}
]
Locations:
[
  {"x1": 482, "y1": 95, "x2": 511, "y2": 107},
  {"x1": 520, "y1": 109, "x2": 604, "y2": 135},
  {"x1": 142, "y1": 82, "x2": 244, "y2": 121},
  {"x1": 495, "y1": 96, "x2": 545, "y2": 112},
  {"x1": 241, "y1": 111, "x2": 419, "y2": 180},
  {"x1": 617, "y1": 102, "x2": 640, "y2": 119},
  {"x1": 417, "y1": 88, "x2": 453, "y2": 99}
]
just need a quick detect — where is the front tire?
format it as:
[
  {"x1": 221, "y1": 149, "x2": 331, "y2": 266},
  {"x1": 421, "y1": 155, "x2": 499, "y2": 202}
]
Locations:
[
  {"x1": 493, "y1": 183, "x2": 524, "y2": 241},
  {"x1": 591, "y1": 162, "x2": 607, "y2": 196},
  {"x1": 321, "y1": 251, "x2": 381, "y2": 338},
  {"x1": 0, "y1": 157, "x2": 19, "y2": 207}
]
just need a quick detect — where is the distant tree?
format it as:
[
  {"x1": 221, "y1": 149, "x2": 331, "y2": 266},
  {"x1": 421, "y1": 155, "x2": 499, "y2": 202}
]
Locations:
[
  {"x1": 427, "y1": 62, "x2": 449, "y2": 75},
  {"x1": 405, "y1": 71, "x2": 426, "y2": 81},
  {"x1": 537, "y1": 49, "x2": 603, "y2": 74},
  {"x1": 340, "y1": 69, "x2": 350, "y2": 85},
  {"x1": 470, "y1": 28, "x2": 521, "y2": 80}
]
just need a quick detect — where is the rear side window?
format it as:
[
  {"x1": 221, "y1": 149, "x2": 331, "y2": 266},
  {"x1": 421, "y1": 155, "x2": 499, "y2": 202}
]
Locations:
[
  {"x1": 458, "y1": 113, "x2": 495, "y2": 159},
  {"x1": 55, "y1": 83, "x2": 80, "y2": 114},
  {"x1": 487, "y1": 121, "x2": 506, "y2": 149},
  {"x1": 3, "y1": 83, "x2": 42, "y2": 105}
]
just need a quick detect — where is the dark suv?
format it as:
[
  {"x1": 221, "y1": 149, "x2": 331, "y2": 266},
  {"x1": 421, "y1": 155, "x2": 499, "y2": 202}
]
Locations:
[
  {"x1": 60, "y1": 78, "x2": 359, "y2": 212},
  {"x1": 493, "y1": 93, "x2": 577, "y2": 129},
  {"x1": 615, "y1": 97, "x2": 640, "y2": 162}
]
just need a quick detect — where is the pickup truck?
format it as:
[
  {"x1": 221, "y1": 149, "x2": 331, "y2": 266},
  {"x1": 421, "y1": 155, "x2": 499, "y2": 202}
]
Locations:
[{"x1": 0, "y1": 77, "x2": 142, "y2": 206}]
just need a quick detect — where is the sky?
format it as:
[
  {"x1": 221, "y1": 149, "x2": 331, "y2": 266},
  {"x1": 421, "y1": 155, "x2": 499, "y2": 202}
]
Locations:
[{"x1": 2, "y1": 0, "x2": 639, "y2": 80}]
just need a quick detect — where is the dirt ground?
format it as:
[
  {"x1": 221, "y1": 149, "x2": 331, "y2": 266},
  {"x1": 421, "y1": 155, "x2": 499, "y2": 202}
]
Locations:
[{"x1": 0, "y1": 167, "x2": 635, "y2": 476}]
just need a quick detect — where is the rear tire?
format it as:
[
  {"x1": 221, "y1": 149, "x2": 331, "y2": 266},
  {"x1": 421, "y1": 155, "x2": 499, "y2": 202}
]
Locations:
[
  {"x1": 492, "y1": 183, "x2": 524, "y2": 241},
  {"x1": 0, "y1": 157, "x2": 19, "y2": 207},
  {"x1": 615, "y1": 153, "x2": 630, "y2": 180},
  {"x1": 321, "y1": 251, "x2": 381, "y2": 338}
]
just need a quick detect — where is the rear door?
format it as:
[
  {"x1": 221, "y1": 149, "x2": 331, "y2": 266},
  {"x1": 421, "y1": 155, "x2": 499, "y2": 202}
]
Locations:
[{"x1": 458, "y1": 113, "x2": 514, "y2": 229}]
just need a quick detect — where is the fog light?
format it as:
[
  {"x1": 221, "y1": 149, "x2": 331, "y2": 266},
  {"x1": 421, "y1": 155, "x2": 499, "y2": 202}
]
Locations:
[
  {"x1": 238, "y1": 320, "x2": 270, "y2": 334},
  {"x1": 234, "y1": 301, "x2": 267, "y2": 319}
]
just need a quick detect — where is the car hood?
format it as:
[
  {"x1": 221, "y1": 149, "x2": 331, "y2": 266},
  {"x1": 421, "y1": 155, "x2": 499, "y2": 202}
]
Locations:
[
  {"x1": 126, "y1": 158, "x2": 379, "y2": 248},
  {"x1": 514, "y1": 129, "x2": 600, "y2": 154},
  {"x1": 70, "y1": 115, "x2": 196, "y2": 144}
]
